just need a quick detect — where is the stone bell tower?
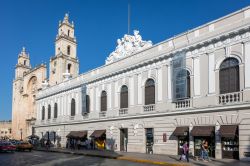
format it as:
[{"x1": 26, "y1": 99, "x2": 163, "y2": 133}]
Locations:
[
  {"x1": 15, "y1": 47, "x2": 31, "y2": 79},
  {"x1": 49, "y1": 13, "x2": 79, "y2": 85}
]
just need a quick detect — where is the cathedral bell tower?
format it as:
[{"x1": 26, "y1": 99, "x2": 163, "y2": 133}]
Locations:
[
  {"x1": 49, "y1": 13, "x2": 79, "y2": 85},
  {"x1": 15, "y1": 47, "x2": 31, "y2": 79}
]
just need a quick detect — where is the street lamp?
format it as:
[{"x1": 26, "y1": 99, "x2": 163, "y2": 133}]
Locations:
[{"x1": 20, "y1": 128, "x2": 23, "y2": 141}]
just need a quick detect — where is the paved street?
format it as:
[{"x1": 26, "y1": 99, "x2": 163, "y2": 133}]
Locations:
[{"x1": 0, "y1": 151, "x2": 156, "y2": 166}]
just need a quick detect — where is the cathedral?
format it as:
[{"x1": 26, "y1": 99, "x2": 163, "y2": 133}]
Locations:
[{"x1": 13, "y1": 7, "x2": 250, "y2": 161}]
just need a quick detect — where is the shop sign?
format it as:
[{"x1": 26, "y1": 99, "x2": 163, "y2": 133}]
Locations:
[{"x1": 163, "y1": 133, "x2": 167, "y2": 142}]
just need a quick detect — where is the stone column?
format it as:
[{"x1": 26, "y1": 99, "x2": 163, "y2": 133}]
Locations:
[
  {"x1": 189, "y1": 124, "x2": 194, "y2": 156},
  {"x1": 157, "y1": 66, "x2": 162, "y2": 102},
  {"x1": 167, "y1": 64, "x2": 172, "y2": 101},
  {"x1": 193, "y1": 57, "x2": 201, "y2": 96},
  {"x1": 215, "y1": 122, "x2": 222, "y2": 159}
]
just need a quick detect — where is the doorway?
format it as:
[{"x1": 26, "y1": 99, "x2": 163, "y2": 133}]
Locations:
[
  {"x1": 145, "y1": 128, "x2": 154, "y2": 154},
  {"x1": 120, "y1": 128, "x2": 128, "y2": 152},
  {"x1": 194, "y1": 136, "x2": 215, "y2": 158}
]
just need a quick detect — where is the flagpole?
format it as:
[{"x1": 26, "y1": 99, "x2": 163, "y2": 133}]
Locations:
[{"x1": 128, "y1": 2, "x2": 130, "y2": 35}]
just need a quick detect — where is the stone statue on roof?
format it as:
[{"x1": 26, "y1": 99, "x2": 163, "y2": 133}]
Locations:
[{"x1": 105, "y1": 30, "x2": 153, "y2": 64}]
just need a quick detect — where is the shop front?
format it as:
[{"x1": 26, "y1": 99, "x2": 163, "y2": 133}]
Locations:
[
  {"x1": 220, "y1": 125, "x2": 239, "y2": 159},
  {"x1": 191, "y1": 126, "x2": 215, "y2": 158},
  {"x1": 90, "y1": 130, "x2": 106, "y2": 150},
  {"x1": 66, "y1": 130, "x2": 88, "y2": 149},
  {"x1": 172, "y1": 126, "x2": 189, "y2": 155}
]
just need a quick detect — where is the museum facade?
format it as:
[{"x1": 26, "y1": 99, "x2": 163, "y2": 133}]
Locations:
[{"x1": 33, "y1": 7, "x2": 250, "y2": 160}]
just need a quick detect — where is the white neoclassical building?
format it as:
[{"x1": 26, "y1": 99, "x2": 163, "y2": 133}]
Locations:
[{"x1": 33, "y1": 7, "x2": 250, "y2": 160}]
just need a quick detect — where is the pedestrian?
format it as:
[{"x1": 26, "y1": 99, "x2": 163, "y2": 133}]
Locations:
[
  {"x1": 46, "y1": 139, "x2": 50, "y2": 151},
  {"x1": 179, "y1": 141, "x2": 189, "y2": 162},
  {"x1": 66, "y1": 138, "x2": 69, "y2": 149},
  {"x1": 204, "y1": 140, "x2": 211, "y2": 161},
  {"x1": 77, "y1": 139, "x2": 81, "y2": 150},
  {"x1": 200, "y1": 140, "x2": 209, "y2": 162}
]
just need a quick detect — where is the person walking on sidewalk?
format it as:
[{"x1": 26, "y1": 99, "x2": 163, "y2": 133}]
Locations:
[
  {"x1": 46, "y1": 139, "x2": 51, "y2": 151},
  {"x1": 179, "y1": 141, "x2": 189, "y2": 162}
]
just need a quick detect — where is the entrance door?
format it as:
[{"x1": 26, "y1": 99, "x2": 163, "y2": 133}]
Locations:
[
  {"x1": 194, "y1": 136, "x2": 215, "y2": 157},
  {"x1": 120, "y1": 128, "x2": 128, "y2": 152},
  {"x1": 145, "y1": 128, "x2": 154, "y2": 154}
]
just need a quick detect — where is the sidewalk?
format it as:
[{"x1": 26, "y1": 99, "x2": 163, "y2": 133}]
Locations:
[{"x1": 35, "y1": 147, "x2": 249, "y2": 166}]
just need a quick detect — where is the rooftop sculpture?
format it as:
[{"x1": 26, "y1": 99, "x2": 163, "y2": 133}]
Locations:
[{"x1": 105, "y1": 30, "x2": 153, "y2": 64}]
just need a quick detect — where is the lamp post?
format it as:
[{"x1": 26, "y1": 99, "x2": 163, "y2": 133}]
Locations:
[{"x1": 20, "y1": 128, "x2": 23, "y2": 141}]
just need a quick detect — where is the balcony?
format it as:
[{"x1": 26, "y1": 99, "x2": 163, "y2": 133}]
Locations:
[
  {"x1": 119, "y1": 108, "x2": 128, "y2": 116},
  {"x1": 99, "y1": 111, "x2": 107, "y2": 118},
  {"x1": 174, "y1": 99, "x2": 191, "y2": 109},
  {"x1": 143, "y1": 104, "x2": 155, "y2": 112},
  {"x1": 219, "y1": 91, "x2": 243, "y2": 105}
]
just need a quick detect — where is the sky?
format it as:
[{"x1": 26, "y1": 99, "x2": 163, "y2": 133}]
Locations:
[{"x1": 0, "y1": 0, "x2": 250, "y2": 120}]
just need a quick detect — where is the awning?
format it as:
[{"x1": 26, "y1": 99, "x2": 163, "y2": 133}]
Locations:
[
  {"x1": 173, "y1": 126, "x2": 189, "y2": 136},
  {"x1": 90, "y1": 130, "x2": 106, "y2": 138},
  {"x1": 66, "y1": 131, "x2": 87, "y2": 139},
  {"x1": 191, "y1": 126, "x2": 215, "y2": 136},
  {"x1": 220, "y1": 125, "x2": 238, "y2": 138}
]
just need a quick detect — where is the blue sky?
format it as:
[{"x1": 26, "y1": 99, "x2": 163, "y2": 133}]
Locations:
[{"x1": 0, "y1": 0, "x2": 250, "y2": 120}]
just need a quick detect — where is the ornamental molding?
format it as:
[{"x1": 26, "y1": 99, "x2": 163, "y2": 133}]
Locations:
[
  {"x1": 105, "y1": 30, "x2": 153, "y2": 64},
  {"x1": 34, "y1": 103, "x2": 250, "y2": 127}
]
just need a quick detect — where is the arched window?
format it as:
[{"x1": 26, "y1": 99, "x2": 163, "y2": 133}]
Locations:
[
  {"x1": 48, "y1": 105, "x2": 51, "y2": 119},
  {"x1": 145, "y1": 79, "x2": 155, "y2": 105},
  {"x1": 219, "y1": 58, "x2": 239, "y2": 94},
  {"x1": 42, "y1": 106, "x2": 45, "y2": 120},
  {"x1": 120, "y1": 85, "x2": 128, "y2": 108},
  {"x1": 67, "y1": 64, "x2": 71, "y2": 73},
  {"x1": 86, "y1": 95, "x2": 90, "y2": 113},
  {"x1": 54, "y1": 103, "x2": 58, "y2": 119},
  {"x1": 24, "y1": 60, "x2": 26, "y2": 66},
  {"x1": 71, "y1": 98, "x2": 76, "y2": 116},
  {"x1": 67, "y1": 45, "x2": 71, "y2": 55},
  {"x1": 67, "y1": 30, "x2": 70, "y2": 36},
  {"x1": 101, "y1": 91, "x2": 107, "y2": 112}
]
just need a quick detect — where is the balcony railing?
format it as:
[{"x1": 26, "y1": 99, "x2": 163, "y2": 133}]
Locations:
[
  {"x1": 99, "y1": 111, "x2": 107, "y2": 118},
  {"x1": 52, "y1": 118, "x2": 57, "y2": 123},
  {"x1": 143, "y1": 104, "x2": 155, "y2": 112},
  {"x1": 219, "y1": 91, "x2": 243, "y2": 104},
  {"x1": 119, "y1": 108, "x2": 128, "y2": 116},
  {"x1": 174, "y1": 99, "x2": 191, "y2": 109}
]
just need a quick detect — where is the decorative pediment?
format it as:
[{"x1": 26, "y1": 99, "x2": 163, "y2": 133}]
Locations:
[{"x1": 105, "y1": 30, "x2": 153, "y2": 64}]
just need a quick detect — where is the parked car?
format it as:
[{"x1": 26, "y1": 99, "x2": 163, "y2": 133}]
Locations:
[
  {"x1": 0, "y1": 142, "x2": 16, "y2": 152},
  {"x1": 16, "y1": 142, "x2": 33, "y2": 152},
  {"x1": 10, "y1": 140, "x2": 21, "y2": 146}
]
